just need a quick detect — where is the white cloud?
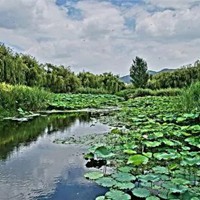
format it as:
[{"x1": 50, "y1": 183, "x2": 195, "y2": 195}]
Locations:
[
  {"x1": 145, "y1": 0, "x2": 200, "y2": 9},
  {"x1": 135, "y1": 5, "x2": 200, "y2": 39},
  {"x1": 0, "y1": 0, "x2": 200, "y2": 75}
]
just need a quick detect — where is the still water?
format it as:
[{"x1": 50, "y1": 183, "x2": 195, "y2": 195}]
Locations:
[{"x1": 0, "y1": 113, "x2": 109, "y2": 200}]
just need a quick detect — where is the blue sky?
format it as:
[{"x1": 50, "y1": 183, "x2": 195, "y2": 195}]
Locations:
[{"x1": 0, "y1": 0, "x2": 200, "y2": 75}]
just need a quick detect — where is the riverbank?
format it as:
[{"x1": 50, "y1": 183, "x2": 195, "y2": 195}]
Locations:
[{"x1": 0, "y1": 83, "x2": 123, "y2": 119}]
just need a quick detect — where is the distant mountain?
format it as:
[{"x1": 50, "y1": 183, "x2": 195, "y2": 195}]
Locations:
[
  {"x1": 159, "y1": 68, "x2": 175, "y2": 73},
  {"x1": 120, "y1": 69, "x2": 174, "y2": 84}
]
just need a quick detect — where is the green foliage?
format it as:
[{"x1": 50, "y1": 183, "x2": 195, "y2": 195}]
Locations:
[
  {"x1": 111, "y1": 172, "x2": 136, "y2": 182},
  {"x1": 49, "y1": 94, "x2": 123, "y2": 110},
  {"x1": 78, "y1": 72, "x2": 125, "y2": 94},
  {"x1": 105, "y1": 190, "x2": 131, "y2": 200},
  {"x1": 179, "y1": 81, "x2": 200, "y2": 112},
  {"x1": 132, "y1": 188, "x2": 150, "y2": 198},
  {"x1": 76, "y1": 87, "x2": 108, "y2": 94},
  {"x1": 0, "y1": 83, "x2": 51, "y2": 115},
  {"x1": 84, "y1": 96, "x2": 200, "y2": 199},
  {"x1": 148, "y1": 60, "x2": 200, "y2": 89},
  {"x1": 116, "y1": 88, "x2": 182, "y2": 99},
  {"x1": 127, "y1": 154, "x2": 149, "y2": 165},
  {"x1": 84, "y1": 171, "x2": 104, "y2": 180},
  {"x1": 0, "y1": 44, "x2": 125, "y2": 94},
  {"x1": 130, "y1": 57, "x2": 149, "y2": 88}
]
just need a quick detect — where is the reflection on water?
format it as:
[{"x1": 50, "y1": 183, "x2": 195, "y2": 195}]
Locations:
[{"x1": 0, "y1": 113, "x2": 109, "y2": 200}]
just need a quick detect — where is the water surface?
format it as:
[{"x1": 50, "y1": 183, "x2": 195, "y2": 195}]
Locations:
[{"x1": 0, "y1": 113, "x2": 109, "y2": 200}]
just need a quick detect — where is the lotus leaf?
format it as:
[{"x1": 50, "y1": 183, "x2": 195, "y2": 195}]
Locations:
[
  {"x1": 127, "y1": 155, "x2": 149, "y2": 165},
  {"x1": 105, "y1": 190, "x2": 131, "y2": 200}
]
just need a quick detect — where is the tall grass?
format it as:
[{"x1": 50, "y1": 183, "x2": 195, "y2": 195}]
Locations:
[
  {"x1": 116, "y1": 88, "x2": 182, "y2": 99},
  {"x1": 179, "y1": 81, "x2": 200, "y2": 112},
  {"x1": 0, "y1": 83, "x2": 52, "y2": 114}
]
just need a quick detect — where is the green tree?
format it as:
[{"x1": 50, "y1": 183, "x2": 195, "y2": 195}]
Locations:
[{"x1": 130, "y1": 57, "x2": 149, "y2": 88}]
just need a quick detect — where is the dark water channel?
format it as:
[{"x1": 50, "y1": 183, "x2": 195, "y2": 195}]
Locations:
[{"x1": 0, "y1": 113, "x2": 110, "y2": 200}]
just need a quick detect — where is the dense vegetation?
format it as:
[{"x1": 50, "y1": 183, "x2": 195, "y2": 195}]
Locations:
[
  {"x1": 0, "y1": 44, "x2": 125, "y2": 94},
  {"x1": 0, "y1": 83, "x2": 123, "y2": 118},
  {"x1": 0, "y1": 83, "x2": 51, "y2": 117},
  {"x1": 49, "y1": 94, "x2": 123, "y2": 110},
  {"x1": 179, "y1": 81, "x2": 200, "y2": 112},
  {"x1": 148, "y1": 60, "x2": 200, "y2": 89},
  {"x1": 83, "y1": 96, "x2": 200, "y2": 200}
]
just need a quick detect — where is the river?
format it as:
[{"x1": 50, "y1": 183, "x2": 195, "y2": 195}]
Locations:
[{"x1": 0, "y1": 113, "x2": 109, "y2": 200}]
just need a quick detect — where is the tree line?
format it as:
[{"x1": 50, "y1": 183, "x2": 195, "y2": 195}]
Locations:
[
  {"x1": 0, "y1": 44, "x2": 125, "y2": 93},
  {"x1": 130, "y1": 57, "x2": 200, "y2": 89}
]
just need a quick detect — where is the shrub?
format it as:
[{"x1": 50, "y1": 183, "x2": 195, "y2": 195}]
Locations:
[
  {"x1": 116, "y1": 88, "x2": 181, "y2": 99},
  {"x1": 0, "y1": 83, "x2": 51, "y2": 113},
  {"x1": 154, "y1": 88, "x2": 182, "y2": 96},
  {"x1": 179, "y1": 81, "x2": 200, "y2": 112}
]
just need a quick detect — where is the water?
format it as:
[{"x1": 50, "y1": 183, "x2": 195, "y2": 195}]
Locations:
[{"x1": 0, "y1": 113, "x2": 109, "y2": 200}]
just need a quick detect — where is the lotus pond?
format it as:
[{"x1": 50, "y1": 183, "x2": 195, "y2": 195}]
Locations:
[
  {"x1": 48, "y1": 94, "x2": 123, "y2": 110},
  {"x1": 81, "y1": 96, "x2": 200, "y2": 200},
  {"x1": 0, "y1": 95, "x2": 199, "y2": 200}
]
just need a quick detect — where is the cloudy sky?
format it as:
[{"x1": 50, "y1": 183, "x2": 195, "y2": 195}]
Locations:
[{"x1": 0, "y1": 0, "x2": 200, "y2": 75}]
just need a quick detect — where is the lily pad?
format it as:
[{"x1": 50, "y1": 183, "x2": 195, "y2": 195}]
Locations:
[
  {"x1": 84, "y1": 171, "x2": 104, "y2": 180},
  {"x1": 112, "y1": 172, "x2": 136, "y2": 182},
  {"x1": 96, "y1": 177, "x2": 117, "y2": 187},
  {"x1": 95, "y1": 196, "x2": 105, "y2": 200},
  {"x1": 95, "y1": 146, "x2": 115, "y2": 158},
  {"x1": 114, "y1": 181, "x2": 135, "y2": 190},
  {"x1": 132, "y1": 188, "x2": 151, "y2": 198},
  {"x1": 127, "y1": 155, "x2": 149, "y2": 166},
  {"x1": 118, "y1": 166, "x2": 133, "y2": 173},
  {"x1": 105, "y1": 190, "x2": 131, "y2": 200}
]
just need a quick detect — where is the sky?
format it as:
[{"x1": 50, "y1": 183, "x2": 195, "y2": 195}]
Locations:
[{"x1": 0, "y1": 0, "x2": 200, "y2": 75}]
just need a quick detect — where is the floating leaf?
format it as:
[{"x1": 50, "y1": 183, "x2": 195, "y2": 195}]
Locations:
[
  {"x1": 152, "y1": 166, "x2": 169, "y2": 174},
  {"x1": 162, "y1": 139, "x2": 176, "y2": 146},
  {"x1": 114, "y1": 181, "x2": 135, "y2": 190},
  {"x1": 127, "y1": 155, "x2": 149, "y2": 166},
  {"x1": 138, "y1": 174, "x2": 160, "y2": 182},
  {"x1": 84, "y1": 152, "x2": 94, "y2": 160},
  {"x1": 118, "y1": 166, "x2": 133, "y2": 173},
  {"x1": 153, "y1": 152, "x2": 179, "y2": 160},
  {"x1": 169, "y1": 186, "x2": 188, "y2": 194},
  {"x1": 153, "y1": 132, "x2": 163, "y2": 138},
  {"x1": 144, "y1": 141, "x2": 161, "y2": 147},
  {"x1": 95, "y1": 196, "x2": 105, "y2": 200},
  {"x1": 112, "y1": 172, "x2": 136, "y2": 182},
  {"x1": 143, "y1": 152, "x2": 153, "y2": 158},
  {"x1": 84, "y1": 171, "x2": 104, "y2": 180},
  {"x1": 181, "y1": 157, "x2": 200, "y2": 166},
  {"x1": 96, "y1": 177, "x2": 117, "y2": 187},
  {"x1": 132, "y1": 188, "x2": 150, "y2": 198},
  {"x1": 95, "y1": 146, "x2": 115, "y2": 158},
  {"x1": 171, "y1": 178, "x2": 190, "y2": 185},
  {"x1": 105, "y1": 190, "x2": 131, "y2": 200},
  {"x1": 123, "y1": 149, "x2": 137, "y2": 154}
]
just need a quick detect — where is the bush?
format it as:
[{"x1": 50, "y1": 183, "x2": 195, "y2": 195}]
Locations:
[
  {"x1": 115, "y1": 89, "x2": 136, "y2": 100},
  {"x1": 153, "y1": 88, "x2": 182, "y2": 96},
  {"x1": 116, "y1": 88, "x2": 181, "y2": 99},
  {"x1": 0, "y1": 83, "x2": 51, "y2": 113},
  {"x1": 179, "y1": 81, "x2": 200, "y2": 112}
]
